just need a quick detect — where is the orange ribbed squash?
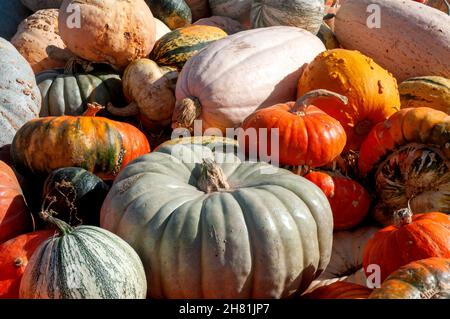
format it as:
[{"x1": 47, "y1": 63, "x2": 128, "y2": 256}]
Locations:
[
  {"x1": 297, "y1": 49, "x2": 400, "y2": 150},
  {"x1": 303, "y1": 281, "x2": 372, "y2": 299}
]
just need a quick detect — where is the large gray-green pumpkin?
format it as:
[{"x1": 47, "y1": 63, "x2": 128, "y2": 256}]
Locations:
[
  {"x1": 21, "y1": 0, "x2": 63, "y2": 11},
  {"x1": 19, "y1": 220, "x2": 147, "y2": 299},
  {"x1": 0, "y1": 37, "x2": 41, "y2": 148},
  {"x1": 36, "y1": 63, "x2": 125, "y2": 116},
  {"x1": 0, "y1": 0, "x2": 32, "y2": 40},
  {"x1": 251, "y1": 0, "x2": 325, "y2": 34},
  {"x1": 100, "y1": 143, "x2": 333, "y2": 298},
  {"x1": 209, "y1": 0, "x2": 252, "y2": 27}
]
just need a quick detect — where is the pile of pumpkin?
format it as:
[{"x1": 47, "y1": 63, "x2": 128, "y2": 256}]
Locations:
[{"x1": 0, "y1": 0, "x2": 449, "y2": 299}]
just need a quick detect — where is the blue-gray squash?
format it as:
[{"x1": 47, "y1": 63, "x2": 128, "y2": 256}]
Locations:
[
  {"x1": 21, "y1": 0, "x2": 63, "y2": 11},
  {"x1": 0, "y1": 0, "x2": 32, "y2": 40},
  {"x1": 0, "y1": 37, "x2": 41, "y2": 148}
]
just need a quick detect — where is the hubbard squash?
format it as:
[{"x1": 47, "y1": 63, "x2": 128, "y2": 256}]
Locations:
[
  {"x1": 145, "y1": 0, "x2": 192, "y2": 30},
  {"x1": 101, "y1": 143, "x2": 333, "y2": 298},
  {"x1": 0, "y1": 1, "x2": 31, "y2": 40},
  {"x1": 11, "y1": 104, "x2": 150, "y2": 181},
  {"x1": 399, "y1": 76, "x2": 450, "y2": 114},
  {"x1": 251, "y1": 0, "x2": 325, "y2": 35},
  {"x1": 334, "y1": 0, "x2": 450, "y2": 82},
  {"x1": 0, "y1": 37, "x2": 41, "y2": 148},
  {"x1": 21, "y1": 0, "x2": 63, "y2": 11},
  {"x1": 303, "y1": 281, "x2": 371, "y2": 299},
  {"x1": 19, "y1": 213, "x2": 147, "y2": 299},
  {"x1": 193, "y1": 15, "x2": 245, "y2": 34},
  {"x1": 11, "y1": 9, "x2": 73, "y2": 74},
  {"x1": 297, "y1": 49, "x2": 400, "y2": 151},
  {"x1": 150, "y1": 25, "x2": 227, "y2": 70},
  {"x1": 174, "y1": 26, "x2": 326, "y2": 132},
  {"x1": 58, "y1": 0, "x2": 156, "y2": 71}
]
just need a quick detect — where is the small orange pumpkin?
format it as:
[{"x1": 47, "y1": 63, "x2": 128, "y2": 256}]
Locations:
[{"x1": 303, "y1": 281, "x2": 372, "y2": 299}]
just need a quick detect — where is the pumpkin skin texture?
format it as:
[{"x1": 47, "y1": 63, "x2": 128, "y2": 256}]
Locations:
[
  {"x1": 304, "y1": 171, "x2": 370, "y2": 230},
  {"x1": 303, "y1": 281, "x2": 372, "y2": 299},
  {"x1": 185, "y1": 0, "x2": 211, "y2": 21},
  {"x1": 19, "y1": 221, "x2": 147, "y2": 299},
  {"x1": 0, "y1": 1, "x2": 31, "y2": 40},
  {"x1": 150, "y1": 25, "x2": 228, "y2": 70},
  {"x1": 399, "y1": 76, "x2": 450, "y2": 114},
  {"x1": 0, "y1": 37, "x2": 41, "y2": 148},
  {"x1": 0, "y1": 230, "x2": 54, "y2": 299},
  {"x1": 101, "y1": 144, "x2": 333, "y2": 298},
  {"x1": 193, "y1": 15, "x2": 245, "y2": 34},
  {"x1": 334, "y1": 0, "x2": 450, "y2": 82},
  {"x1": 209, "y1": 0, "x2": 252, "y2": 27},
  {"x1": 36, "y1": 63, "x2": 125, "y2": 116},
  {"x1": 0, "y1": 161, "x2": 33, "y2": 244},
  {"x1": 21, "y1": 0, "x2": 63, "y2": 11},
  {"x1": 58, "y1": 0, "x2": 156, "y2": 71},
  {"x1": 145, "y1": 0, "x2": 192, "y2": 30},
  {"x1": 42, "y1": 167, "x2": 110, "y2": 226},
  {"x1": 174, "y1": 26, "x2": 326, "y2": 132},
  {"x1": 369, "y1": 257, "x2": 450, "y2": 299},
  {"x1": 11, "y1": 9, "x2": 73, "y2": 74},
  {"x1": 154, "y1": 18, "x2": 171, "y2": 41},
  {"x1": 107, "y1": 59, "x2": 177, "y2": 131},
  {"x1": 251, "y1": 0, "x2": 325, "y2": 35},
  {"x1": 240, "y1": 90, "x2": 347, "y2": 168},
  {"x1": 363, "y1": 211, "x2": 450, "y2": 283},
  {"x1": 297, "y1": 49, "x2": 400, "y2": 151},
  {"x1": 11, "y1": 107, "x2": 151, "y2": 181}
]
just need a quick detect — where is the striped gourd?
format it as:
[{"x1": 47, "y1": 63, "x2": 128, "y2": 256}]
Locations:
[
  {"x1": 150, "y1": 25, "x2": 227, "y2": 70},
  {"x1": 399, "y1": 76, "x2": 450, "y2": 114},
  {"x1": 19, "y1": 215, "x2": 147, "y2": 299}
]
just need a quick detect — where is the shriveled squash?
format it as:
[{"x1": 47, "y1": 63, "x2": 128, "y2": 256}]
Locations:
[
  {"x1": 101, "y1": 143, "x2": 333, "y2": 298},
  {"x1": 11, "y1": 9, "x2": 73, "y2": 74},
  {"x1": 297, "y1": 49, "x2": 400, "y2": 150},
  {"x1": 58, "y1": 0, "x2": 156, "y2": 71}
]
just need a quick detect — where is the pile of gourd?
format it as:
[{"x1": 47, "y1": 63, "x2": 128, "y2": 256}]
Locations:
[{"x1": 0, "y1": 0, "x2": 449, "y2": 300}]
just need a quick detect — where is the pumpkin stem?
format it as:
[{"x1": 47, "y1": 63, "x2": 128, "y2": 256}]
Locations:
[
  {"x1": 393, "y1": 208, "x2": 413, "y2": 227},
  {"x1": 172, "y1": 97, "x2": 202, "y2": 131},
  {"x1": 39, "y1": 198, "x2": 74, "y2": 236},
  {"x1": 292, "y1": 89, "x2": 348, "y2": 115},
  {"x1": 107, "y1": 102, "x2": 140, "y2": 117},
  {"x1": 64, "y1": 57, "x2": 94, "y2": 75},
  {"x1": 197, "y1": 159, "x2": 230, "y2": 193},
  {"x1": 83, "y1": 103, "x2": 105, "y2": 117}
]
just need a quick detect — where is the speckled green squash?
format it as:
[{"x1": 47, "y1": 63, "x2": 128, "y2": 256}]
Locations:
[
  {"x1": 145, "y1": 0, "x2": 192, "y2": 29},
  {"x1": 150, "y1": 25, "x2": 227, "y2": 70}
]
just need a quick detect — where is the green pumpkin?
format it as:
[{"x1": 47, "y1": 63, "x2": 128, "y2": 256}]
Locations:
[
  {"x1": 145, "y1": 0, "x2": 192, "y2": 29},
  {"x1": 101, "y1": 143, "x2": 333, "y2": 298},
  {"x1": 36, "y1": 61, "x2": 125, "y2": 116},
  {"x1": 42, "y1": 167, "x2": 110, "y2": 226},
  {"x1": 150, "y1": 25, "x2": 227, "y2": 70}
]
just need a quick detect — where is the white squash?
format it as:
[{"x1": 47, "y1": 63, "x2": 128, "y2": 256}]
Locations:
[{"x1": 154, "y1": 18, "x2": 171, "y2": 41}]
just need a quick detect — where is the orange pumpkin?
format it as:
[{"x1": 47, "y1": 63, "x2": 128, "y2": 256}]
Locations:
[
  {"x1": 304, "y1": 171, "x2": 370, "y2": 230},
  {"x1": 0, "y1": 230, "x2": 54, "y2": 298},
  {"x1": 303, "y1": 281, "x2": 372, "y2": 299},
  {"x1": 297, "y1": 49, "x2": 400, "y2": 151},
  {"x1": 363, "y1": 209, "x2": 450, "y2": 282},
  {"x1": 0, "y1": 161, "x2": 33, "y2": 244},
  {"x1": 240, "y1": 90, "x2": 347, "y2": 167}
]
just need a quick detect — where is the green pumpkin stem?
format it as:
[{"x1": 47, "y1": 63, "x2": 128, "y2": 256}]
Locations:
[
  {"x1": 292, "y1": 89, "x2": 348, "y2": 115},
  {"x1": 197, "y1": 159, "x2": 230, "y2": 193},
  {"x1": 64, "y1": 57, "x2": 94, "y2": 75},
  {"x1": 39, "y1": 209, "x2": 74, "y2": 236}
]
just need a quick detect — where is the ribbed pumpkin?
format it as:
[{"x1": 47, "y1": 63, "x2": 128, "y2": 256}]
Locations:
[
  {"x1": 193, "y1": 15, "x2": 245, "y2": 34},
  {"x1": 358, "y1": 107, "x2": 449, "y2": 225},
  {"x1": 0, "y1": 161, "x2": 33, "y2": 244},
  {"x1": 150, "y1": 25, "x2": 228, "y2": 70},
  {"x1": 21, "y1": 0, "x2": 63, "y2": 11},
  {"x1": 58, "y1": 0, "x2": 156, "y2": 71},
  {"x1": 369, "y1": 258, "x2": 450, "y2": 299},
  {"x1": 209, "y1": 0, "x2": 252, "y2": 27},
  {"x1": 185, "y1": 0, "x2": 211, "y2": 21},
  {"x1": 11, "y1": 9, "x2": 73, "y2": 74},
  {"x1": 251, "y1": 0, "x2": 325, "y2": 35},
  {"x1": 19, "y1": 213, "x2": 147, "y2": 299},
  {"x1": 363, "y1": 210, "x2": 450, "y2": 283},
  {"x1": 11, "y1": 104, "x2": 150, "y2": 181},
  {"x1": 0, "y1": 1, "x2": 31, "y2": 40},
  {"x1": 0, "y1": 37, "x2": 41, "y2": 148},
  {"x1": 399, "y1": 76, "x2": 450, "y2": 114},
  {"x1": 174, "y1": 26, "x2": 325, "y2": 132},
  {"x1": 0, "y1": 230, "x2": 54, "y2": 299},
  {"x1": 303, "y1": 281, "x2": 372, "y2": 299},
  {"x1": 304, "y1": 171, "x2": 370, "y2": 230},
  {"x1": 107, "y1": 59, "x2": 177, "y2": 131},
  {"x1": 101, "y1": 143, "x2": 333, "y2": 298},
  {"x1": 240, "y1": 90, "x2": 347, "y2": 168},
  {"x1": 297, "y1": 49, "x2": 400, "y2": 151},
  {"x1": 145, "y1": 0, "x2": 192, "y2": 29},
  {"x1": 42, "y1": 167, "x2": 110, "y2": 226},
  {"x1": 36, "y1": 61, "x2": 125, "y2": 116}
]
